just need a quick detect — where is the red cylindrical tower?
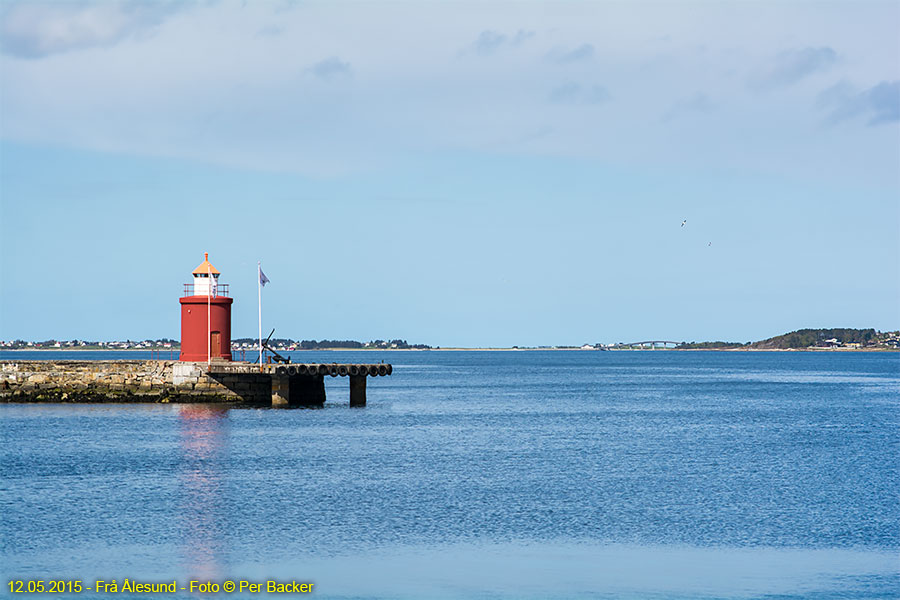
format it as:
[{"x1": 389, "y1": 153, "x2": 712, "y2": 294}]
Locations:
[{"x1": 179, "y1": 253, "x2": 233, "y2": 362}]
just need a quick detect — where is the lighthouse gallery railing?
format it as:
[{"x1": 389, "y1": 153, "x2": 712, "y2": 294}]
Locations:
[{"x1": 183, "y1": 283, "x2": 230, "y2": 297}]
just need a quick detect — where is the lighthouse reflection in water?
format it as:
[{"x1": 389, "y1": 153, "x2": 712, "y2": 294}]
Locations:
[{"x1": 177, "y1": 405, "x2": 229, "y2": 581}]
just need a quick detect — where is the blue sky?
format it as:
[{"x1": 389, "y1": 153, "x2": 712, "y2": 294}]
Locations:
[{"x1": 0, "y1": 0, "x2": 897, "y2": 347}]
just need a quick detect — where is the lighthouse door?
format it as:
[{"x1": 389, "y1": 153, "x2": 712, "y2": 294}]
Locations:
[{"x1": 210, "y1": 331, "x2": 221, "y2": 357}]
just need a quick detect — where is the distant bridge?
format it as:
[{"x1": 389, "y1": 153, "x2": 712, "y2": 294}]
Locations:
[{"x1": 606, "y1": 341, "x2": 683, "y2": 349}]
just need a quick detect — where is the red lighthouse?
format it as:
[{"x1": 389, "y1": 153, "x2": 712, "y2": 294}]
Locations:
[{"x1": 179, "y1": 253, "x2": 233, "y2": 362}]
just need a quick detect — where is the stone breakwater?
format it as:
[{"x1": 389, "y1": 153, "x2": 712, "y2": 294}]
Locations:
[
  {"x1": 1, "y1": 360, "x2": 392, "y2": 406},
  {"x1": 1, "y1": 361, "x2": 273, "y2": 404}
]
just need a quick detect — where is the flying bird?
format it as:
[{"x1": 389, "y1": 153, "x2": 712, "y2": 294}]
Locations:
[
  {"x1": 708, "y1": 242, "x2": 712, "y2": 247},
  {"x1": 681, "y1": 220, "x2": 687, "y2": 227}
]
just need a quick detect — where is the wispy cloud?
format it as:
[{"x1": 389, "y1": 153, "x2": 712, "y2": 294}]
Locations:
[
  {"x1": 548, "y1": 82, "x2": 609, "y2": 105},
  {"x1": 511, "y1": 30, "x2": 535, "y2": 46},
  {"x1": 866, "y1": 81, "x2": 900, "y2": 124},
  {"x1": 0, "y1": 0, "x2": 184, "y2": 59},
  {"x1": 0, "y1": 1, "x2": 894, "y2": 185},
  {"x1": 662, "y1": 92, "x2": 715, "y2": 122},
  {"x1": 818, "y1": 80, "x2": 900, "y2": 126},
  {"x1": 308, "y1": 57, "x2": 351, "y2": 81},
  {"x1": 255, "y1": 24, "x2": 285, "y2": 38},
  {"x1": 547, "y1": 44, "x2": 594, "y2": 64},
  {"x1": 751, "y1": 47, "x2": 837, "y2": 90},
  {"x1": 470, "y1": 29, "x2": 535, "y2": 57},
  {"x1": 474, "y1": 30, "x2": 506, "y2": 56}
]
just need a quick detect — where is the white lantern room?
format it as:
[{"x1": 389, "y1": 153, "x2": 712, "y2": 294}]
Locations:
[{"x1": 191, "y1": 252, "x2": 221, "y2": 296}]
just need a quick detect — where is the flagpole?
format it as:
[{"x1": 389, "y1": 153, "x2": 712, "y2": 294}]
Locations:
[
  {"x1": 258, "y1": 261, "x2": 263, "y2": 369},
  {"x1": 207, "y1": 262, "x2": 211, "y2": 368}
]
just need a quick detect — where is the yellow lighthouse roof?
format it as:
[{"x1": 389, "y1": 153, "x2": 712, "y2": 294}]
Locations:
[{"x1": 192, "y1": 252, "x2": 221, "y2": 275}]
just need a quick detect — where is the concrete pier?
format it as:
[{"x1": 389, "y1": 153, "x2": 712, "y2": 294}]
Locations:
[
  {"x1": 349, "y1": 375, "x2": 366, "y2": 407},
  {"x1": 270, "y1": 372, "x2": 327, "y2": 407},
  {"x1": 1, "y1": 361, "x2": 392, "y2": 407},
  {"x1": 271, "y1": 372, "x2": 291, "y2": 407}
]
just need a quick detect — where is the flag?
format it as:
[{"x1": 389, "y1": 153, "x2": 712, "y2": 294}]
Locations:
[
  {"x1": 259, "y1": 267, "x2": 270, "y2": 287},
  {"x1": 207, "y1": 264, "x2": 217, "y2": 297}
]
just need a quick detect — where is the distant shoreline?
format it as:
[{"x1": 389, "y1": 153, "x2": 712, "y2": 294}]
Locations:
[{"x1": 2, "y1": 347, "x2": 896, "y2": 353}]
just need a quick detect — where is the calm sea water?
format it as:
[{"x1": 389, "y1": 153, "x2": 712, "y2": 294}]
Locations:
[{"x1": 1, "y1": 350, "x2": 898, "y2": 599}]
